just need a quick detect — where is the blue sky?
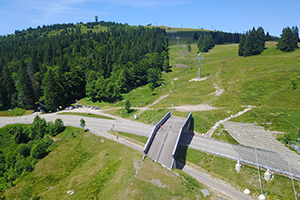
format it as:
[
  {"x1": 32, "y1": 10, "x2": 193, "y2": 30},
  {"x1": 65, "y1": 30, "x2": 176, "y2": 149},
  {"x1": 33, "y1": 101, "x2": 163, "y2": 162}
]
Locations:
[{"x1": 1, "y1": 0, "x2": 299, "y2": 36}]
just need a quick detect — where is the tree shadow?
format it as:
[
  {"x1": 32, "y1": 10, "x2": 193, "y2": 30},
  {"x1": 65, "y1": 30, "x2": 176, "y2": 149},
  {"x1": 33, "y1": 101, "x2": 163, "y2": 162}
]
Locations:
[{"x1": 127, "y1": 109, "x2": 134, "y2": 114}]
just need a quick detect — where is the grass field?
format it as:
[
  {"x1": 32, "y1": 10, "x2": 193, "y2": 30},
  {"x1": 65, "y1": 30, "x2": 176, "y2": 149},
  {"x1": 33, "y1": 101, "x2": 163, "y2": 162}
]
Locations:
[
  {"x1": 1, "y1": 127, "x2": 220, "y2": 199},
  {"x1": 114, "y1": 35, "x2": 300, "y2": 139},
  {"x1": 0, "y1": 107, "x2": 32, "y2": 117}
]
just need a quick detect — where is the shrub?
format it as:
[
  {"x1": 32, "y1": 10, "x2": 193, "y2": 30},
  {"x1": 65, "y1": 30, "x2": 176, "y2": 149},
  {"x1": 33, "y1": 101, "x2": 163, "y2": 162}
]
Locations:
[
  {"x1": 30, "y1": 137, "x2": 53, "y2": 159},
  {"x1": 16, "y1": 144, "x2": 31, "y2": 157},
  {"x1": 14, "y1": 125, "x2": 29, "y2": 144},
  {"x1": 30, "y1": 115, "x2": 46, "y2": 140},
  {"x1": 53, "y1": 118, "x2": 64, "y2": 134}
]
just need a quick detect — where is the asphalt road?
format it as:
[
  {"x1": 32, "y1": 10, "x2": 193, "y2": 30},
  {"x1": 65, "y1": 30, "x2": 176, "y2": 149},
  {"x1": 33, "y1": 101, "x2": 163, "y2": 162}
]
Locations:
[
  {"x1": 0, "y1": 110, "x2": 254, "y2": 199},
  {"x1": 0, "y1": 110, "x2": 154, "y2": 136},
  {"x1": 147, "y1": 116, "x2": 186, "y2": 168}
]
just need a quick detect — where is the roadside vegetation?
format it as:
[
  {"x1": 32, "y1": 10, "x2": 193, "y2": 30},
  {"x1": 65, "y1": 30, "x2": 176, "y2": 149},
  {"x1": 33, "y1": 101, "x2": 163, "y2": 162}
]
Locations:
[
  {"x1": 110, "y1": 131, "x2": 148, "y2": 145},
  {"x1": 0, "y1": 116, "x2": 64, "y2": 193}
]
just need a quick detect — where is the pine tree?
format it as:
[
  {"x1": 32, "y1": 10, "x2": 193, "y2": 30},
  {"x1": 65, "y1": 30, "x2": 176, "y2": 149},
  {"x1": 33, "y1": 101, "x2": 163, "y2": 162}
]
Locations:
[
  {"x1": 16, "y1": 61, "x2": 35, "y2": 109},
  {"x1": 43, "y1": 68, "x2": 61, "y2": 111},
  {"x1": 238, "y1": 27, "x2": 266, "y2": 56},
  {"x1": 193, "y1": 32, "x2": 198, "y2": 40},
  {"x1": 277, "y1": 27, "x2": 298, "y2": 52},
  {"x1": 292, "y1": 26, "x2": 300, "y2": 42},
  {"x1": 1, "y1": 66, "x2": 17, "y2": 108},
  {"x1": 238, "y1": 34, "x2": 246, "y2": 56}
]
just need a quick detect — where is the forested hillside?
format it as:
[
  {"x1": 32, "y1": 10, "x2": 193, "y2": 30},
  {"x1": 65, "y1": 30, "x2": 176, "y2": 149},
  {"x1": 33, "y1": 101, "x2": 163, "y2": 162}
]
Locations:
[{"x1": 0, "y1": 22, "x2": 169, "y2": 111}]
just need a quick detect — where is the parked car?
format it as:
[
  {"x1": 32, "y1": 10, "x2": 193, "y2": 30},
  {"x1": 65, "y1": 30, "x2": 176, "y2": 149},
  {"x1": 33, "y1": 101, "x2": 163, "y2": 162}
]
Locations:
[{"x1": 86, "y1": 105, "x2": 90, "y2": 108}]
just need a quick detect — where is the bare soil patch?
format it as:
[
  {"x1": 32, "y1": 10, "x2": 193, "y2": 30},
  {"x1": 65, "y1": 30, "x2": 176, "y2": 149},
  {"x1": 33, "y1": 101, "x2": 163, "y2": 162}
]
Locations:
[
  {"x1": 189, "y1": 77, "x2": 208, "y2": 82},
  {"x1": 174, "y1": 64, "x2": 189, "y2": 68},
  {"x1": 171, "y1": 104, "x2": 218, "y2": 112}
]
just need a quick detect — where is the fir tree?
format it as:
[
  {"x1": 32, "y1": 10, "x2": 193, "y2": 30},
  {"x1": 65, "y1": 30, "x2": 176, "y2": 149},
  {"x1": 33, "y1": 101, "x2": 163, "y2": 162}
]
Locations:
[{"x1": 277, "y1": 27, "x2": 298, "y2": 52}]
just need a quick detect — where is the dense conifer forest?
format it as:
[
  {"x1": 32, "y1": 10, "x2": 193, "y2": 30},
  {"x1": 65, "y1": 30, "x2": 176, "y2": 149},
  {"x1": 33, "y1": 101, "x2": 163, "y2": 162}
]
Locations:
[{"x1": 0, "y1": 22, "x2": 169, "y2": 111}]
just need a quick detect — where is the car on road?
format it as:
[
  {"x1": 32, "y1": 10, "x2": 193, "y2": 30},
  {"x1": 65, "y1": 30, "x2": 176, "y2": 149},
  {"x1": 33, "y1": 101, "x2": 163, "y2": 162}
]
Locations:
[{"x1": 91, "y1": 106, "x2": 100, "y2": 110}]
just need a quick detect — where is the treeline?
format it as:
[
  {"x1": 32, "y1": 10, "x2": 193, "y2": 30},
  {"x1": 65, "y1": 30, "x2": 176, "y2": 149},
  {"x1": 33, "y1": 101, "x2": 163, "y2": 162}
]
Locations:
[
  {"x1": 238, "y1": 27, "x2": 266, "y2": 56},
  {"x1": 3, "y1": 21, "x2": 120, "y2": 39},
  {"x1": 238, "y1": 26, "x2": 299, "y2": 56},
  {"x1": 193, "y1": 31, "x2": 241, "y2": 44},
  {"x1": 0, "y1": 22, "x2": 169, "y2": 111},
  {"x1": 0, "y1": 116, "x2": 64, "y2": 192},
  {"x1": 194, "y1": 31, "x2": 240, "y2": 53}
]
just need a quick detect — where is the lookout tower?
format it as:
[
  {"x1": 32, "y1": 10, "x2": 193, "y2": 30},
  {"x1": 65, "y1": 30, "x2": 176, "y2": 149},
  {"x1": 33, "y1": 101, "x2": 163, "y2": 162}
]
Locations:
[{"x1": 95, "y1": 16, "x2": 98, "y2": 22}]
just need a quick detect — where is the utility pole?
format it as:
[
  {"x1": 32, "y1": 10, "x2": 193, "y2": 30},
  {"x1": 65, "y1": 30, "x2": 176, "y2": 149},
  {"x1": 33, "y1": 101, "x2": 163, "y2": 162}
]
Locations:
[
  {"x1": 181, "y1": 45, "x2": 187, "y2": 57},
  {"x1": 196, "y1": 54, "x2": 204, "y2": 78},
  {"x1": 176, "y1": 36, "x2": 180, "y2": 47}
]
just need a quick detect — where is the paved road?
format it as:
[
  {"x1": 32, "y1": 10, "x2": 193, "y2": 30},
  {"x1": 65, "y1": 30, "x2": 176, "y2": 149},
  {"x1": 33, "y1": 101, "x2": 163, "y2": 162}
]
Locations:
[
  {"x1": 147, "y1": 116, "x2": 186, "y2": 168},
  {"x1": 0, "y1": 110, "x2": 254, "y2": 199},
  {"x1": 0, "y1": 110, "x2": 154, "y2": 136}
]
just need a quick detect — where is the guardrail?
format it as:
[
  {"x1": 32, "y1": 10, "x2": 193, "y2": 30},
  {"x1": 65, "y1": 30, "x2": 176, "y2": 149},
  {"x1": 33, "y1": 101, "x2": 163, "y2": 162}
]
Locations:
[
  {"x1": 185, "y1": 144, "x2": 300, "y2": 180},
  {"x1": 171, "y1": 112, "x2": 192, "y2": 168},
  {"x1": 143, "y1": 112, "x2": 171, "y2": 157}
]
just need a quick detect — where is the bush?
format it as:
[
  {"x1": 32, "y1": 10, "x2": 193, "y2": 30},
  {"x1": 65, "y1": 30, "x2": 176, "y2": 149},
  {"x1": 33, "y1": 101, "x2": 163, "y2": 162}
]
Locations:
[
  {"x1": 46, "y1": 118, "x2": 64, "y2": 137},
  {"x1": 30, "y1": 115, "x2": 46, "y2": 140},
  {"x1": 15, "y1": 157, "x2": 33, "y2": 175},
  {"x1": 16, "y1": 144, "x2": 31, "y2": 157},
  {"x1": 53, "y1": 118, "x2": 64, "y2": 134},
  {"x1": 5, "y1": 152, "x2": 17, "y2": 169},
  {"x1": 30, "y1": 137, "x2": 53, "y2": 159},
  {"x1": 46, "y1": 121, "x2": 55, "y2": 136},
  {"x1": 14, "y1": 125, "x2": 29, "y2": 144}
]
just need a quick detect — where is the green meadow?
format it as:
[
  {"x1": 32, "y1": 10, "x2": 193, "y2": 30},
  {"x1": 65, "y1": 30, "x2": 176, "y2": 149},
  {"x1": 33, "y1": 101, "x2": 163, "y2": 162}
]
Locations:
[{"x1": 1, "y1": 127, "x2": 219, "y2": 199}]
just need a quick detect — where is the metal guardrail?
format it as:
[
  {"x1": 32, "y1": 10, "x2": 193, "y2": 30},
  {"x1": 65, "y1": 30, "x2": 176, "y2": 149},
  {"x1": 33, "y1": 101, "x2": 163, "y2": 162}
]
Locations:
[
  {"x1": 171, "y1": 112, "x2": 192, "y2": 168},
  {"x1": 143, "y1": 112, "x2": 171, "y2": 156},
  {"x1": 185, "y1": 143, "x2": 300, "y2": 180}
]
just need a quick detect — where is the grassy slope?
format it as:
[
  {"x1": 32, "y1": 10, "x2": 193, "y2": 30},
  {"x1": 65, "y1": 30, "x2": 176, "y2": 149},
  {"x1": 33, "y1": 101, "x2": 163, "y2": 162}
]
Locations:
[
  {"x1": 119, "y1": 35, "x2": 300, "y2": 136},
  {"x1": 2, "y1": 127, "x2": 219, "y2": 199}
]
